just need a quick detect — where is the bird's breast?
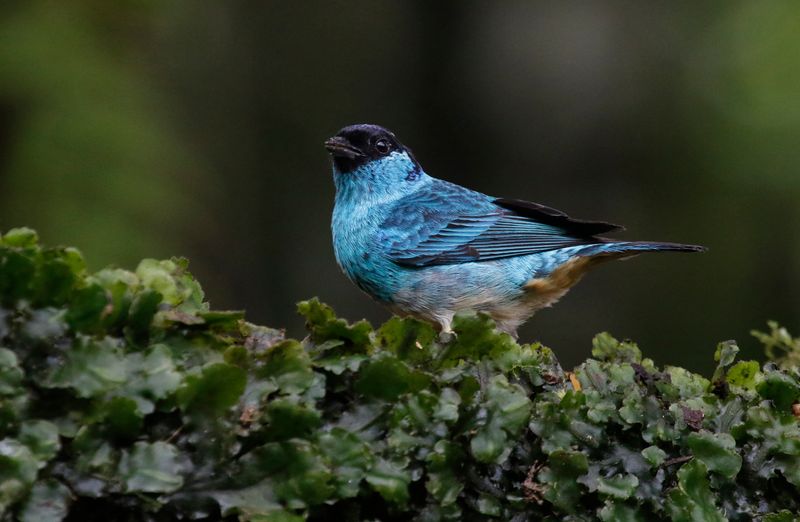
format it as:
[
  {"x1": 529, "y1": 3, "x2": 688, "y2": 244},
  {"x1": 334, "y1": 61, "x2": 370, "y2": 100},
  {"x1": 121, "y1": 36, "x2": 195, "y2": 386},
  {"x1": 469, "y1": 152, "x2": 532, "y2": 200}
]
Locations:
[{"x1": 332, "y1": 203, "x2": 398, "y2": 302}]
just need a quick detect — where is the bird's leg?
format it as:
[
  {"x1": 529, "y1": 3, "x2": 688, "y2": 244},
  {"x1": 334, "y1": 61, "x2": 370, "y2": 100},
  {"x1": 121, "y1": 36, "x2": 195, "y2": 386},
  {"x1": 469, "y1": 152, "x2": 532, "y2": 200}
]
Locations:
[
  {"x1": 436, "y1": 314, "x2": 457, "y2": 344},
  {"x1": 438, "y1": 330, "x2": 457, "y2": 343}
]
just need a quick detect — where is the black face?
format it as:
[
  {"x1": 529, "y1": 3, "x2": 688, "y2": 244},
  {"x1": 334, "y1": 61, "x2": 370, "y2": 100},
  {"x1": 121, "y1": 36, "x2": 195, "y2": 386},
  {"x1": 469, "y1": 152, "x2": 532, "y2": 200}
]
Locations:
[{"x1": 324, "y1": 124, "x2": 404, "y2": 173}]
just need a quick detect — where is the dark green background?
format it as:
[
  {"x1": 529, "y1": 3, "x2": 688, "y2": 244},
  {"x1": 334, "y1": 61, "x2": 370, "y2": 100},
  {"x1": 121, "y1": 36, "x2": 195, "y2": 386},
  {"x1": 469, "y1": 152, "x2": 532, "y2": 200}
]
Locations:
[{"x1": 1, "y1": 1, "x2": 797, "y2": 372}]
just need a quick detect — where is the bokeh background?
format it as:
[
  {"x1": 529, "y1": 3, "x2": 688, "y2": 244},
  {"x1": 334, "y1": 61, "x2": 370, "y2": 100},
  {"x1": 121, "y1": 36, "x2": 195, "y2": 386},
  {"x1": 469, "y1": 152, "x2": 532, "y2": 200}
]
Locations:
[{"x1": 1, "y1": 1, "x2": 798, "y2": 372}]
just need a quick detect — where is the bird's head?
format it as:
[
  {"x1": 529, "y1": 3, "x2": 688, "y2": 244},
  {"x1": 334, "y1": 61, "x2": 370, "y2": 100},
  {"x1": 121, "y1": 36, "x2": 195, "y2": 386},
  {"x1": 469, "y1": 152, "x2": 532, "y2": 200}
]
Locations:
[{"x1": 325, "y1": 124, "x2": 422, "y2": 182}]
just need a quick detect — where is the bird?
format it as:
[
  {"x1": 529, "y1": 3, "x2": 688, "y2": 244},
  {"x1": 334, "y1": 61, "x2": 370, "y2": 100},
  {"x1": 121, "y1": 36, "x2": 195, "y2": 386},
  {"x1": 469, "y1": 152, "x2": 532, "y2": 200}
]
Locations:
[{"x1": 324, "y1": 124, "x2": 705, "y2": 338}]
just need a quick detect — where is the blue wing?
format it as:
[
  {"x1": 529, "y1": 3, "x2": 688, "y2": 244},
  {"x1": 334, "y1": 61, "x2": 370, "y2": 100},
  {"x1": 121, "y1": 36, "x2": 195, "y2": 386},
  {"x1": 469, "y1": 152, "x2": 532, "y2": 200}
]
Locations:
[{"x1": 382, "y1": 180, "x2": 623, "y2": 267}]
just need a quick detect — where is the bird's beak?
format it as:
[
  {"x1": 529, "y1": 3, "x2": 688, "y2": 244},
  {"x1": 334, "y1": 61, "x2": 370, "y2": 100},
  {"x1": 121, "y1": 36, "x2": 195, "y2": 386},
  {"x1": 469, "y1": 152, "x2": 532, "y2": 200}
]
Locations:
[{"x1": 324, "y1": 136, "x2": 364, "y2": 159}]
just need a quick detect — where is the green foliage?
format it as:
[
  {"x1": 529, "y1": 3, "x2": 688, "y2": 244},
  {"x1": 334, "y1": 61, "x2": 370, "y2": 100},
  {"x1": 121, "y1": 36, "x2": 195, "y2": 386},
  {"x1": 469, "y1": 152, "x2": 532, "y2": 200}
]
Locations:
[
  {"x1": 0, "y1": 228, "x2": 798, "y2": 520},
  {"x1": 753, "y1": 321, "x2": 800, "y2": 370}
]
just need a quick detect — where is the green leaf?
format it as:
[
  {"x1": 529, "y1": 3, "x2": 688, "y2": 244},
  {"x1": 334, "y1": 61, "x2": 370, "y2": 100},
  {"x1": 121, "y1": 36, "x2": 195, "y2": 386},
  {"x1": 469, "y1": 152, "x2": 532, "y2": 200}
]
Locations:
[
  {"x1": 177, "y1": 362, "x2": 246, "y2": 414},
  {"x1": 160, "y1": 309, "x2": 204, "y2": 326},
  {"x1": 211, "y1": 479, "x2": 282, "y2": 518},
  {"x1": 0, "y1": 308, "x2": 7, "y2": 343},
  {"x1": 492, "y1": 376, "x2": 532, "y2": 426},
  {"x1": 297, "y1": 298, "x2": 372, "y2": 351},
  {"x1": 125, "y1": 289, "x2": 161, "y2": 342},
  {"x1": 315, "y1": 354, "x2": 368, "y2": 375},
  {"x1": 540, "y1": 450, "x2": 589, "y2": 514},
  {"x1": 136, "y1": 259, "x2": 180, "y2": 306},
  {"x1": 687, "y1": 431, "x2": 742, "y2": 479},
  {"x1": 264, "y1": 399, "x2": 322, "y2": 442},
  {"x1": 592, "y1": 332, "x2": 641, "y2": 363},
  {"x1": 475, "y1": 494, "x2": 502, "y2": 516},
  {"x1": 426, "y1": 440, "x2": 464, "y2": 505},
  {"x1": 2, "y1": 228, "x2": 38, "y2": 247},
  {"x1": 222, "y1": 346, "x2": 248, "y2": 370},
  {"x1": 19, "y1": 479, "x2": 70, "y2": 522},
  {"x1": 641, "y1": 446, "x2": 666, "y2": 467},
  {"x1": 470, "y1": 375, "x2": 532, "y2": 463},
  {"x1": 135, "y1": 258, "x2": 205, "y2": 312},
  {"x1": 597, "y1": 474, "x2": 639, "y2": 499},
  {"x1": 434, "y1": 387, "x2": 461, "y2": 422},
  {"x1": 90, "y1": 268, "x2": 136, "y2": 329},
  {"x1": 775, "y1": 456, "x2": 800, "y2": 488},
  {"x1": 260, "y1": 340, "x2": 315, "y2": 394},
  {"x1": 441, "y1": 312, "x2": 517, "y2": 365},
  {"x1": 377, "y1": 316, "x2": 437, "y2": 364},
  {"x1": 469, "y1": 424, "x2": 507, "y2": 464},
  {"x1": 753, "y1": 321, "x2": 800, "y2": 369},
  {"x1": 70, "y1": 428, "x2": 116, "y2": 479},
  {"x1": 743, "y1": 404, "x2": 800, "y2": 457},
  {"x1": 365, "y1": 458, "x2": 411, "y2": 505},
  {"x1": 242, "y1": 323, "x2": 286, "y2": 353},
  {"x1": 599, "y1": 500, "x2": 647, "y2": 522},
  {"x1": 199, "y1": 309, "x2": 245, "y2": 326},
  {"x1": 355, "y1": 356, "x2": 430, "y2": 401},
  {"x1": 20, "y1": 308, "x2": 67, "y2": 343},
  {"x1": 253, "y1": 440, "x2": 335, "y2": 508},
  {"x1": 0, "y1": 349, "x2": 23, "y2": 396},
  {"x1": 757, "y1": 372, "x2": 800, "y2": 410},
  {"x1": 118, "y1": 441, "x2": 184, "y2": 493},
  {"x1": 712, "y1": 340, "x2": 739, "y2": 382},
  {"x1": 250, "y1": 510, "x2": 305, "y2": 522},
  {"x1": 18, "y1": 420, "x2": 60, "y2": 465},
  {"x1": 763, "y1": 511, "x2": 798, "y2": 522},
  {"x1": 489, "y1": 340, "x2": 551, "y2": 389},
  {"x1": 47, "y1": 336, "x2": 126, "y2": 397},
  {"x1": 659, "y1": 367, "x2": 710, "y2": 400},
  {"x1": 318, "y1": 428, "x2": 372, "y2": 498},
  {"x1": 726, "y1": 360, "x2": 761, "y2": 392},
  {"x1": 666, "y1": 460, "x2": 726, "y2": 522},
  {"x1": 125, "y1": 344, "x2": 182, "y2": 408},
  {"x1": 529, "y1": 399, "x2": 575, "y2": 453},
  {"x1": 65, "y1": 284, "x2": 108, "y2": 332},
  {"x1": 32, "y1": 250, "x2": 81, "y2": 307},
  {"x1": 0, "y1": 440, "x2": 39, "y2": 512},
  {"x1": 0, "y1": 249, "x2": 36, "y2": 304},
  {"x1": 101, "y1": 397, "x2": 143, "y2": 440}
]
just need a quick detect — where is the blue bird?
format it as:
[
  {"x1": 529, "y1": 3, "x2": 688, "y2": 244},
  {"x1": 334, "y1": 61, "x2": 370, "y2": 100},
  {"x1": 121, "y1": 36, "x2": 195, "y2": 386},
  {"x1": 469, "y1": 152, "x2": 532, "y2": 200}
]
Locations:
[{"x1": 325, "y1": 124, "x2": 705, "y2": 338}]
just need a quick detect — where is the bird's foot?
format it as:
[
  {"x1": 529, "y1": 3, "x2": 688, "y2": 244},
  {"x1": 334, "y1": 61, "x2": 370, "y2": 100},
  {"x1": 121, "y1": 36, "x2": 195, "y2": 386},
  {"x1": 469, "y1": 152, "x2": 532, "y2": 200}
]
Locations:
[{"x1": 438, "y1": 330, "x2": 457, "y2": 344}]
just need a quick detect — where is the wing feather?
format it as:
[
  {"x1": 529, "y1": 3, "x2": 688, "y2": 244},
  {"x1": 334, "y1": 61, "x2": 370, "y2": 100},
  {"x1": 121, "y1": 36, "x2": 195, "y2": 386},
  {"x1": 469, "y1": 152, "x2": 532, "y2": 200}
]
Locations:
[{"x1": 383, "y1": 181, "x2": 621, "y2": 267}]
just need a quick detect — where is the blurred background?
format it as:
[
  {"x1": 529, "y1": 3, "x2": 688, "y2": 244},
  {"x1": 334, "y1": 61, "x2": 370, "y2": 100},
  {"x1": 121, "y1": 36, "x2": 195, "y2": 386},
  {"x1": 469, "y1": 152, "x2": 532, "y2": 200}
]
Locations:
[{"x1": 1, "y1": 0, "x2": 798, "y2": 372}]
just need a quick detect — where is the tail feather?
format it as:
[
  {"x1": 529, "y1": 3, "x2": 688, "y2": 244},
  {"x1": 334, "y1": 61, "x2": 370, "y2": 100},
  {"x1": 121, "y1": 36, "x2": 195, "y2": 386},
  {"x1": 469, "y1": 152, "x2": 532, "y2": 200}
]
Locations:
[
  {"x1": 577, "y1": 241, "x2": 707, "y2": 257},
  {"x1": 522, "y1": 240, "x2": 705, "y2": 314}
]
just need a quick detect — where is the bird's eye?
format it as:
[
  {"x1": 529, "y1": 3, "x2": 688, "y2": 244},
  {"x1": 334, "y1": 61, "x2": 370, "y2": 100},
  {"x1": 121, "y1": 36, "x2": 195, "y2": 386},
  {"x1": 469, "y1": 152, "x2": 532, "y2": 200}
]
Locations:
[{"x1": 374, "y1": 138, "x2": 391, "y2": 155}]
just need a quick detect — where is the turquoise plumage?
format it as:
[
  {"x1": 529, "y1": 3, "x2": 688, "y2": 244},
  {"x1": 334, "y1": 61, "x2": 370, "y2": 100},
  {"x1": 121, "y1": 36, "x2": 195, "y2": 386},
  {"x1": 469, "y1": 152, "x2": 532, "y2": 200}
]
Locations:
[{"x1": 326, "y1": 124, "x2": 704, "y2": 337}]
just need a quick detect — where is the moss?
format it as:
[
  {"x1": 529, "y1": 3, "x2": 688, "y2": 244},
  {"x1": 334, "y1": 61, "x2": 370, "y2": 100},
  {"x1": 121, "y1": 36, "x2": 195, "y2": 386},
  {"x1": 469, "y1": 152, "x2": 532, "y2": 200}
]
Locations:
[{"x1": 0, "y1": 228, "x2": 798, "y2": 520}]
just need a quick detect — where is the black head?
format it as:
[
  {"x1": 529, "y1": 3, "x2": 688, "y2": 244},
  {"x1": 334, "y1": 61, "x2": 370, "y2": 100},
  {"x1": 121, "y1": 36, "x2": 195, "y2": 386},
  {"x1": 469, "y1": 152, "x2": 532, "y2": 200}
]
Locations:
[{"x1": 324, "y1": 124, "x2": 406, "y2": 173}]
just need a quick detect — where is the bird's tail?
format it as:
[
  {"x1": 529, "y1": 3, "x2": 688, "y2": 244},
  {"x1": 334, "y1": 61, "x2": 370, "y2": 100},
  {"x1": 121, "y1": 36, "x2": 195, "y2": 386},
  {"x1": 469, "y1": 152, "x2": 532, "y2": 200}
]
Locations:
[
  {"x1": 576, "y1": 241, "x2": 707, "y2": 258},
  {"x1": 522, "y1": 240, "x2": 705, "y2": 307}
]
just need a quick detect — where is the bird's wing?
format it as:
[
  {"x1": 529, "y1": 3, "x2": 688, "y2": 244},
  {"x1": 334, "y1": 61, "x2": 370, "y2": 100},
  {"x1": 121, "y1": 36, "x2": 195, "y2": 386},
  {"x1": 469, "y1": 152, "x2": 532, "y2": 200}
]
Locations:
[{"x1": 382, "y1": 181, "x2": 623, "y2": 267}]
